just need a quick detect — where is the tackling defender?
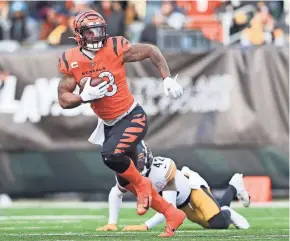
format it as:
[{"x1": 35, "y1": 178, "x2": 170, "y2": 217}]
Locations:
[
  {"x1": 97, "y1": 141, "x2": 250, "y2": 231},
  {"x1": 57, "y1": 10, "x2": 186, "y2": 237}
]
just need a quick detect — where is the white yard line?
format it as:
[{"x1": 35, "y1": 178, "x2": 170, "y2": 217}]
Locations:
[
  {"x1": 3, "y1": 201, "x2": 289, "y2": 209},
  {"x1": 0, "y1": 216, "x2": 287, "y2": 224},
  {"x1": 0, "y1": 220, "x2": 81, "y2": 225},
  {"x1": 0, "y1": 215, "x2": 105, "y2": 221},
  {"x1": 0, "y1": 226, "x2": 62, "y2": 230},
  {"x1": 3, "y1": 232, "x2": 289, "y2": 238}
]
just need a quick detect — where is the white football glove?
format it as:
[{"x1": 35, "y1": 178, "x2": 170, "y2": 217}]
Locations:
[
  {"x1": 163, "y1": 74, "x2": 184, "y2": 98},
  {"x1": 80, "y1": 80, "x2": 109, "y2": 102}
]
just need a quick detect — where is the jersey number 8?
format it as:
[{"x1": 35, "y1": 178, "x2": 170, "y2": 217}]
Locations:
[{"x1": 98, "y1": 71, "x2": 117, "y2": 96}]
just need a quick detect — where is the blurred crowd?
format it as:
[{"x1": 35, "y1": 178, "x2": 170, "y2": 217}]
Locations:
[{"x1": 0, "y1": 0, "x2": 288, "y2": 50}]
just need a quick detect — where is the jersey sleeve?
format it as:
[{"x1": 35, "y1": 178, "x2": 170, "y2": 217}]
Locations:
[
  {"x1": 58, "y1": 52, "x2": 71, "y2": 75},
  {"x1": 164, "y1": 158, "x2": 177, "y2": 182},
  {"x1": 110, "y1": 36, "x2": 131, "y2": 57}
]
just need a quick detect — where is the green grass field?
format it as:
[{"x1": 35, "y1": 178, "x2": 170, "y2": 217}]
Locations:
[{"x1": 0, "y1": 204, "x2": 289, "y2": 241}]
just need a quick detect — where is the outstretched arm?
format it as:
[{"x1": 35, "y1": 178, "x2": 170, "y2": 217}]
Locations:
[
  {"x1": 123, "y1": 44, "x2": 183, "y2": 99},
  {"x1": 57, "y1": 74, "x2": 82, "y2": 109},
  {"x1": 123, "y1": 44, "x2": 171, "y2": 79}
]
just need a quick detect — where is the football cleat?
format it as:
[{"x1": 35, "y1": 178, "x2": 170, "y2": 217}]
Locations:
[
  {"x1": 96, "y1": 224, "x2": 118, "y2": 231},
  {"x1": 229, "y1": 173, "x2": 251, "y2": 207},
  {"x1": 123, "y1": 224, "x2": 148, "y2": 231},
  {"x1": 221, "y1": 206, "x2": 250, "y2": 229},
  {"x1": 159, "y1": 206, "x2": 186, "y2": 237}
]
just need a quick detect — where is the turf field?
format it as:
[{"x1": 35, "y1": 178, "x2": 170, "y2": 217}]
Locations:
[{"x1": 0, "y1": 203, "x2": 289, "y2": 241}]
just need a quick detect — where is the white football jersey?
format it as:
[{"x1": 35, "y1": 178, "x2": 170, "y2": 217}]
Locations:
[
  {"x1": 148, "y1": 156, "x2": 177, "y2": 192},
  {"x1": 147, "y1": 157, "x2": 191, "y2": 206},
  {"x1": 174, "y1": 170, "x2": 191, "y2": 206}
]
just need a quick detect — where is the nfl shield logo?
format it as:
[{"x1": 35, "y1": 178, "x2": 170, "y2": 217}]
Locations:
[{"x1": 90, "y1": 62, "x2": 94, "y2": 67}]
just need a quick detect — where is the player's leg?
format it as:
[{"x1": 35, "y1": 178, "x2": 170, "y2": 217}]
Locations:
[
  {"x1": 102, "y1": 105, "x2": 152, "y2": 215},
  {"x1": 123, "y1": 182, "x2": 186, "y2": 237},
  {"x1": 218, "y1": 185, "x2": 237, "y2": 207},
  {"x1": 219, "y1": 173, "x2": 250, "y2": 207},
  {"x1": 221, "y1": 206, "x2": 250, "y2": 229},
  {"x1": 180, "y1": 205, "x2": 209, "y2": 228},
  {"x1": 229, "y1": 173, "x2": 251, "y2": 207},
  {"x1": 189, "y1": 187, "x2": 231, "y2": 229},
  {"x1": 117, "y1": 144, "x2": 186, "y2": 237}
]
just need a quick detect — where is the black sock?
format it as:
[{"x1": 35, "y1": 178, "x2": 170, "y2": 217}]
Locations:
[
  {"x1": 208, "y1": 210, "x2": 231, "y2": 229},
  {"x1": 218, "y1": 185, "x2": 237, "y2": 207}
]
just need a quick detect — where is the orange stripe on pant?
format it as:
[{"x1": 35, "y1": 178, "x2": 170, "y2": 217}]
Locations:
[
  {"x1": 116, "y1": 143, "x2": 130, "y2": 149},
  {"x1": 131, "y1": 116, "x2": 146, "y2": 127},
  {"x1": 124, "y1": 127, "x2": 143, "y2": 133},
  {"x1": 114, "y1": 148, "x2": 123, "y2": 154},
  {"x1": 120, "y1": 133, "x2": 138, "y2": 143}
]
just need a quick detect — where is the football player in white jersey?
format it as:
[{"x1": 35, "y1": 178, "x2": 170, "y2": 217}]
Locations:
[{"x1": 97, "y1": 141, "x2": 250, "y2": 232}]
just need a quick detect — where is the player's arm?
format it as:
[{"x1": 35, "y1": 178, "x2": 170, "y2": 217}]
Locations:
[
  {"x1": 57, "y1": 74, "x2": 82, "y2": 109},
  {"x1": 123, "y1": 43, "x2": 183, "y2": 98},
  {"x1": 143, "y1": 184, "x2": 178, "y2": 230},
  {"x1": 123, "y1": 43, "x2": 170, "y2": 79},
  {"x1": 97, "y1": 185, "x2": 127, "y2": 231}
]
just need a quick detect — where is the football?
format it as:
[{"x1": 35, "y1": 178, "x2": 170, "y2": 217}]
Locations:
[{"x1": 79, "y1": 77, "x2": 105, "y2": 94}]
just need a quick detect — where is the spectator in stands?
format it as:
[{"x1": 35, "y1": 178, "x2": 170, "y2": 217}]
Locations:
[
  {"x1": 255, "y1": 1, "x2": 275, "y2": 32},
  {"x1": 267, "y1": 0, "x2": 284, "y2": 20},
  {"x1": 141, "y1": 0, "x2": 186, "y2": 44},
  {"x1": 152, "y1": 0, "x2": 185, "y2": 29},
  {"x1": 273, "y1": 10, "x2": 289, "y2": 46},
  {"x1": 59, "y1": 13, "x2": 77, "y2": 45},
  {"x1": 240, "y1": 1, "x2": 276, "y2": 46},
  {"x1": 0, "y1": 0, "x2": 9, "y2": 40},
  {"x1": 0, "y1": 1, "x2": 9, "y2": 21},
  {"x1": 47, "y1": 6, "x2": 69, "y2": 46},
  {"x1": 126, "y1": 1, "x2": 145, "y2": 43},
  {"x1": 26, "y1": 1, "x2": 53, "y2": 20},
  {"x1": 9, "y1": 1, "x2": 39, "y2": 44},
  {"x1": 39, "y1": 7, "x2": 57, "y2": 41},
  {"x1": 71, "y1": 0, "x2": 91, "y2": 14},
  {"x1": 177, "y1": 0, "x2": 223, "y2": 42},
  {"x1": 98, "y1": 0, "x2": 125, "y2": 37},
  {"x1": 144, "y1": 0, "x2": 162, "y2": 24},
  {"x1": 230, "y1": 11, "x2": 250, "y2": 35}
]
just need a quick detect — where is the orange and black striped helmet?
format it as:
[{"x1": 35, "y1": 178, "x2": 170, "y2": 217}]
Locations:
[{"x1": 73, "y1": 10, "x2": 108, "y2": 51}]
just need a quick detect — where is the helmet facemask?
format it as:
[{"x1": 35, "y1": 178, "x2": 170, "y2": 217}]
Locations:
[
  {"x1": 137, "y1": 141, "x2": 154, "y2": 176},
  {"x1": 79, "y1": 24, "x2": 108, "y2": 51}
]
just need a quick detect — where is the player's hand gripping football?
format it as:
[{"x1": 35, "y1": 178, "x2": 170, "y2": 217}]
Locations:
[
  {"x1": 123, "y1": 224, "x2": 148, "y2": 231},
  {"x1": 80, "y1": 79, "x2": 109, "y2": 102},
  {"x1": 163, "y1": 74, "x2": 184, "y2": 98},
  {"x1": 96, "y1": 224, "x2": 118, "y2": 231}
]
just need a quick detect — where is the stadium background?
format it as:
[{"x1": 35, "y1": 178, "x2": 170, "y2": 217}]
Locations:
[{"x1": 0, "y1": 0, "x2": 288, "y2": 202}]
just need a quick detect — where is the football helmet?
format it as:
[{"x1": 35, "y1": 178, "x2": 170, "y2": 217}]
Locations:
[
  {"x1": 73, "y1": 10, "x2": 108, "y2": 51},
  {"x1": 136, "y1": 141, "x2": 153, "y2": 176}
]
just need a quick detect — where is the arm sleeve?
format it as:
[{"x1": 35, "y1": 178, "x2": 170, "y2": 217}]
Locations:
[
  {"x1": 145, "y1": 212, "x2": 166, "y2": 229},
  {"x1": 108, "y1": 185, "x2": 126, "y2": 224},
  {"x1": 58, "y1": 52, "x2": 71, "y2": 75},
  {"x1": 144, "y1": 190, "x2": 177, "y2": 229}
]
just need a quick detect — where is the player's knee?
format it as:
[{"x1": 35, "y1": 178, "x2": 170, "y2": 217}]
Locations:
[
  {"x1": 208, "y1": 210, "x2": 231, "y2": 229},
  {"x1": 102, "y1": 153, "x2": 131, "y2": 173}
]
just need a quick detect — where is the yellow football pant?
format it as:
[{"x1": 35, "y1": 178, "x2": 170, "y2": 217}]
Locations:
[{"x1": 180, "y1": 188, "x2": 220, "y2": 228}]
